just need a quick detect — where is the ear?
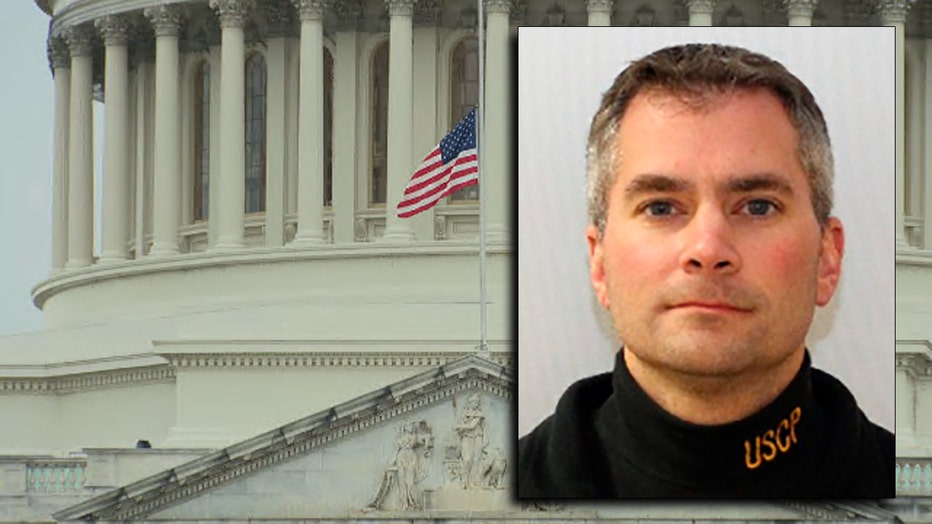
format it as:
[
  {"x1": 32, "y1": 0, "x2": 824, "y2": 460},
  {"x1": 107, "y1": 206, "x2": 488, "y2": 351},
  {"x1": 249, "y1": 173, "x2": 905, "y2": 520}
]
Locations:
[
  {"x1": 587, "y1": 225, "x2": 611, "y2": 309},
  {"x1": 815, "y1": 217, "x2": 844, "y2": 307}
]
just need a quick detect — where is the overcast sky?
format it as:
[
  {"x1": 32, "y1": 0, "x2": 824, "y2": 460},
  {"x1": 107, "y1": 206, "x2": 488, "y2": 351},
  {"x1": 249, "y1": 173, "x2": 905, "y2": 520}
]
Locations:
[{"x1": 0, "y1": 4, "x2": 55, "y2": 335}]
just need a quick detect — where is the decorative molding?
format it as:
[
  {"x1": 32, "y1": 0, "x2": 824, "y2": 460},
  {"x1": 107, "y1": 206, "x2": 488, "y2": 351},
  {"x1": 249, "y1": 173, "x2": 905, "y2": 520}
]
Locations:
[
  {"x1": 686, "y1": 0, "x2": 717, "y2": 14},
  {"x1": 781, "y1": 500, "x2": 861, "y2": 520},
  {"x1": 585, "y1": 0, "x2": 614, "y2": 14},
  {"x1": 48, "y1": 35, "x2": 71, "y2": 70},
  {"x1": 96, "y1": 15, "x2": 130, "y2": 46},
  {"x1": 144, "y1": 5, "x2": 184, "y2": 37},
  {"x1": 210, "y1": 0, "x2": 254, "y2": 28},
  {"x1": 784, "y1": 0, "x2": 817, "y2": 18},
  {"x1": 484, "y1": 0, "x2": 514, "y2": 15},
  {"x1": 0, "y1": 365, "x2": 174, "y2": 396},
  {"x1": 56, "y1": 354, "x2": 513, "y2": 520},
  {"x1": 292, "y1": 0, "x2": 327, "y2": 20},
  {"x1": 64, "y1": 24, "x2": 97, "y2": 58},
  {"x1": 875, "y1": 0, "x2": 915, "y2": 23},
  {"x1": 33, "y1": 241, "x2": 514, "y2": 309},
  {"x1": 160, "y1": 350, "x2": 513, "y2": 369},
  {"x1": 386, "y1": 0, "x2": 416, "y2": 17}
]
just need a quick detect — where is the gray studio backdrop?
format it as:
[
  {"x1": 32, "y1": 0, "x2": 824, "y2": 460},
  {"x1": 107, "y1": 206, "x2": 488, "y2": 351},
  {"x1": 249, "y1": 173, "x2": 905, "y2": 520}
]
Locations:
[{"x1": 517, "y1": 27, "x2": 895, "y2": 436}]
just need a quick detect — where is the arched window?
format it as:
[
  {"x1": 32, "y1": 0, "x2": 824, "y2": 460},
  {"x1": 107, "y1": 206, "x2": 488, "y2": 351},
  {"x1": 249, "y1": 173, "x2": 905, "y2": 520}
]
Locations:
[
  {"x1": 245, "y1": 53, "x2": 267, "y2": 214},
  {"x1": 324, "y1": 48, "x2": 334, "y2": 207},
  {"x1": 194, "y1": 61, "x2": 210, "y2": 221},
  {"x1": 449, "y1": 37, "x2": 479, "y2": 202},
  {"x1": 370, "y1": 41, "x2": 389, "y2": 206}
]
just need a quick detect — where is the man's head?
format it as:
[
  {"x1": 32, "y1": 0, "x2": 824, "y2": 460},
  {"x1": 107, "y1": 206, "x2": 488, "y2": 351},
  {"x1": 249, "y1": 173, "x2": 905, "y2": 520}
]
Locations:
[
  {"x1": 586, "y1": 44, "x2": 834, "y2": 238},
  {"x1": 584, "y1": 44, "x2": 844, "y2": 405}
]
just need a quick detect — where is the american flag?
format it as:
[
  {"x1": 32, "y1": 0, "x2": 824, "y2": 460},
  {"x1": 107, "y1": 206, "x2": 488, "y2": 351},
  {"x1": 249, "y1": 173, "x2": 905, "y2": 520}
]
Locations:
[{"x1": 396, "y1": 109, "x2": 478, "y2": 218}]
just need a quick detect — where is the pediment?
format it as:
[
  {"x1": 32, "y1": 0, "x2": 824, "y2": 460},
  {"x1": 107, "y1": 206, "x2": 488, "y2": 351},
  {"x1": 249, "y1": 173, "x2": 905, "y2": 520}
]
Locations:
[{"x1": 54, "y1": 353, "x2": 897, "y2": 522}]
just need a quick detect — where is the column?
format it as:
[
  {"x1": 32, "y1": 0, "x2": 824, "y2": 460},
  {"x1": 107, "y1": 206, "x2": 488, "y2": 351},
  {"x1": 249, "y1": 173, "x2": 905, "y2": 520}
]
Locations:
[
  {"x1": 896, "y1": 363, "x2": 915, "y2": 440},
  {"x1": 265, "y1": 8, "x2": 292, "y2": 248},
  {"x1": 381, "y1": 0, "x2": 416, "y2": 242},
  {"x1": 211, "y1": 0, "x2": 250, "y2": 250},
  {"x1": 332, "y1": 16, "x2": 360, "y2": 244},
  {"x1": 879, "y1": 0, "x2": 914, "y2": 249},
  {"x1": 145, "y1": 6, "x2": 183, "y2": 257},
  {"x1": 686, "y1": 0, "x2": 716, "y2": 25},
  {"x1": 292, "y1": 0, "x2": 326, "y2": 245},
  {"x1": 906, "y1": 39, "x2": 923, "y2": 246},
  {"x1": 411, "y1": 15, "x2": 438, "y2": 242},
  {"x1": 65, "y1": 25, "x2": 95, "y2": 270},
  {"x1": 785, "y1": 0, "x2": 816, "y2": 25},
  {"x1": 48, "y1": 36, "x2": 70, "y2": 273},
  {"x1": 586, "y1": 0, "x2": 614, "y2": 26},
  {"x1": 133, "y1": 44, "x2": 155, "y2": 258},
  {"x1": 97, "y1": 15, "x2": 132, "y2": 262},
  {"x1": 485, "y1": 0, "x2": 513, "y2": 242},
  {"x1": 924, "y1": 24, "x2": 932, "y2": 249}
]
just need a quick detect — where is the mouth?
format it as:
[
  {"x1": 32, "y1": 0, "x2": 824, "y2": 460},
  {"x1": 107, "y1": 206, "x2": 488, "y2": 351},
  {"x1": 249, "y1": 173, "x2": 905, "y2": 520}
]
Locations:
[{"x1": 669, "y1": 302, "x2": 752, "y2": 313}]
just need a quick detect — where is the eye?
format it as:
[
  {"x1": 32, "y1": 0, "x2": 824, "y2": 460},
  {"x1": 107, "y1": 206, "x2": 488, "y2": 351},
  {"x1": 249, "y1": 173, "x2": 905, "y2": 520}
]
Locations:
[
  {"x1": 741, "y1": 199, "x2": 780, "y2": 217},
  {"x1": 644, "y1": 201, "x2": 676, "y2": 216}
]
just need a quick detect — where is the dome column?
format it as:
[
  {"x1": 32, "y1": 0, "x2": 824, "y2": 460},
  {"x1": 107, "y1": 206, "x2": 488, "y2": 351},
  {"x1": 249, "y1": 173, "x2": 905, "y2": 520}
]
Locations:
[
  {"x1": 784, "y1": 0, "x2": 816, "y2": 25},
  {"x1": 97, "y1": 15, "x2": 132, "y2": 263},
  {"x1": 264, "y1": 7, "x2": 293, "y2": 248},
  {"x1": 380, "y1": 0, "x2": 416, "y2": 242},
  {"x1": 291, "y1": 0, "x2": 326, "y2": 245},
  {"x1": 48, "y1": 36, "x2": 71, "y2": 274},
  {"x1": 211, "y1": 0, "x2": 251, "y2": 250},
  {"x1": 484, "y1": 0, "x2": 513, "y2": 242},
  {"x1": 145, "y1": 6, "x2": 184, "y2": 257},
  {"x1": 64, "y1": 25, "x2": 95, "y2": 270},
  {"x1": 586, "y1": 0, "x2": 614, "y2": 26},
  {"x1": 878, "y1": 0, "x2": 915, "y2": 249},
  {"x1": 686, "y1": 0, "x2": 716, "y2": 25}
]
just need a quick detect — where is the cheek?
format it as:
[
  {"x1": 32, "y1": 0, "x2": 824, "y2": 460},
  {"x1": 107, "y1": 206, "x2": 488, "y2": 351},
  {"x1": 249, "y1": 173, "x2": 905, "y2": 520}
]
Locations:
[{"x1": 745, "y1": 234, "x2": 820, "y2": 296}]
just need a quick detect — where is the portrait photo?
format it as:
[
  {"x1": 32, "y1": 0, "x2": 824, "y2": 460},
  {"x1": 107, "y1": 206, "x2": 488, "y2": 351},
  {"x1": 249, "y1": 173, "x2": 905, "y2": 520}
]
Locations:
[{"x1": 516, "y1": 27, "x2": 895, "y2": 498}]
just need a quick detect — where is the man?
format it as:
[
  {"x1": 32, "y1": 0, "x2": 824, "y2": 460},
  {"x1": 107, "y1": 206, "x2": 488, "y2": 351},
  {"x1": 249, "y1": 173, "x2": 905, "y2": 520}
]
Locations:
[{"x1": 517, "y1": 43, "x2": 893, "y2": 499}]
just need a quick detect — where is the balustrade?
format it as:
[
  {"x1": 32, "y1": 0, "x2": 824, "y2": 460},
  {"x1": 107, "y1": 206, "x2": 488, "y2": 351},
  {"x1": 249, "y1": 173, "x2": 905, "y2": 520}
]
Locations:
[{"x1": 25, "y1": 459, "x2": 85, "y2": 494}]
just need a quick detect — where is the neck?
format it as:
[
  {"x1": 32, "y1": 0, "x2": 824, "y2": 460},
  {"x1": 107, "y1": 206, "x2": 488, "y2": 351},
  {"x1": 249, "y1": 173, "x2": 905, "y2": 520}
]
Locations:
[{"x1": 623, "y1": 347, "x2": 805, "y2": 425}]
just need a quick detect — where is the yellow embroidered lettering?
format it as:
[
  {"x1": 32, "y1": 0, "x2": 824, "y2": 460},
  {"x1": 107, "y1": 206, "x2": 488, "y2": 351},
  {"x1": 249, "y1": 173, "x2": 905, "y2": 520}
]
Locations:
[
  {"x1": 761, "y1": 429, "x2": 777, "y2": 461},
  {"x1": 775, "y1": 419, "x2": 791, "y2": 452},
  {"x1": 789, "y1": 406, "x2": 801, "y2": 444},
  {"x1": 743, "y1": 406, "x2": 802, "y2": 470},
  {"x1": 744, "y1": 437, "x2": 762, "y2": 470}
]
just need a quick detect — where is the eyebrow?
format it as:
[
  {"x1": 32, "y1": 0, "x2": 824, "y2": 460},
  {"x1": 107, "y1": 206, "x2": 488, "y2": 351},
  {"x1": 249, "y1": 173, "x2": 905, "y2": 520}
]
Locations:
[{"x1": 622, "y1": 173, "x2": 794, "y2": 199}]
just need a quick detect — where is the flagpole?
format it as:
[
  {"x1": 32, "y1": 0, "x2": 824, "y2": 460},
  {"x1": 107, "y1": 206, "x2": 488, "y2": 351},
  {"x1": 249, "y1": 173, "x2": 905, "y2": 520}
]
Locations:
[{"x1": 477, "y1": 0, "x2": 488, "y2": 353}]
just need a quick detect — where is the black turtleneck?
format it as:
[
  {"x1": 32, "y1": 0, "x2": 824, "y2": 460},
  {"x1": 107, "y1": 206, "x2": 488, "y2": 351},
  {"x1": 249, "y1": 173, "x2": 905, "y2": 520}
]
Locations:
[{"x1": 517, "y1": 351, "x2": 893, "y2": 499}]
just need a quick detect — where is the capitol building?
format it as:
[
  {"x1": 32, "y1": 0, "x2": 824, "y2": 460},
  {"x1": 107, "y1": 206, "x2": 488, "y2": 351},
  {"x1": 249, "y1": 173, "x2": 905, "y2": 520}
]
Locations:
[{"x1": 0, "y1": 0, "x2": 928, "y2": 521}]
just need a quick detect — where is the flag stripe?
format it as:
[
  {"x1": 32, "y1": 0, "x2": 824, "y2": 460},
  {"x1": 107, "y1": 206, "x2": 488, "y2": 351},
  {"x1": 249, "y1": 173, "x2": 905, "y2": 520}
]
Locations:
[{"x1": 396, "y1": 109, "x2": 478, "y2": 219}]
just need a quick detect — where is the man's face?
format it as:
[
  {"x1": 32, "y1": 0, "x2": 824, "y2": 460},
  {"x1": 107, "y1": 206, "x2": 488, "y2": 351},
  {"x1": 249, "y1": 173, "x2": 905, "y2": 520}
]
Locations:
[{"x1": 587, "y1": 88, "x2": 844, "y2": 379}]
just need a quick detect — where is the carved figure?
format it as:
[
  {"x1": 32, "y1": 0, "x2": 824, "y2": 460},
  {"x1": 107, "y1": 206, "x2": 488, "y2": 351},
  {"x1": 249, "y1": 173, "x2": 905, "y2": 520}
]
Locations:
[
  {"x1": 368, "y1": 420, "x2": 433, "y2": 510},
  {"x1": 454, "y1": 393, "x2": 486, "y2": 487},
  {"x1": 447, "y1": 393, "x2": 508, "y2": 489}
]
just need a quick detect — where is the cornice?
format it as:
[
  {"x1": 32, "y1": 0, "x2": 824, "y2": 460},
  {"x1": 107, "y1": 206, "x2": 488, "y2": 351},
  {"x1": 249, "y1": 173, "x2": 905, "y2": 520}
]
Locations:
[
  {"x1": 897, "y1": 248, "x2": 932, "y2": 266},
  {"x1": 50, "y1": 0, "x2": 189, "y2": 36},
  {"x1": 0, "y1": 364, "x2": 174, "y2": 395},
  {"x1": 897, "y1": 340, "x2": 932, "y2": 377},
  {"x1": 32, "y1": 241, "x2": 514, "y2": 309},
  {"x1": 158, "y1": 350, "x2": 513, "y2": 369}
]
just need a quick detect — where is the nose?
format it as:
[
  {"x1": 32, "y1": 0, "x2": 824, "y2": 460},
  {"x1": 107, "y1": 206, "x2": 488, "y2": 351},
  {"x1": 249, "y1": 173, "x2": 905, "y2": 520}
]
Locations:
[{"x1": 678, "y1": 206, "x2": 742, "y2": 275}]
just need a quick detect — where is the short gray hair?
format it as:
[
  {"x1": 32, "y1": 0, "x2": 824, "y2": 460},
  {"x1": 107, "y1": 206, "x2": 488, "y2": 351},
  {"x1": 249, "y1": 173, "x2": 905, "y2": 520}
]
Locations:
[{"x1": 586, "y1": 43, "x2": 834, "y2": 238}]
